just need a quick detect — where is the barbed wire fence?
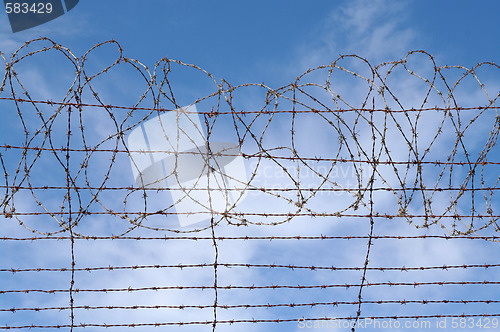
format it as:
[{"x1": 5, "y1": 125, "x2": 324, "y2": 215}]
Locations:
[{"x1": 0, "y1": 38, "x2": 499, "y2": 330}]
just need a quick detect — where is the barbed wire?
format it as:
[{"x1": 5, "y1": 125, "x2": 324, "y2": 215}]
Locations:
[
  {"x1": 2, "y1": 262, "x2": 499, "y2": 273},
  {"x1": 1, "y1": 313, "x2": 499, "y2": 330},
  {"x1": 0, "y1": 38, "x2": 499, "y2": 330}
]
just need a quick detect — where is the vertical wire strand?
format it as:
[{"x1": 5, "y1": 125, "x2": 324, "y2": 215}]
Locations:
[
  {"x1": 66, "y1": 104, "x2": 75, "y2": 332},
  {"x1": 210, "y1": 216, "x2": 219, "y2": 332},
  {"x1": 352, "y1": 100, "x2": 376, "y2": 332}
]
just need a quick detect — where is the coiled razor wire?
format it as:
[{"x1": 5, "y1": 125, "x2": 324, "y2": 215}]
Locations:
[{"x1": 0, "y1": 38, "x2": 499, "y2": 331}]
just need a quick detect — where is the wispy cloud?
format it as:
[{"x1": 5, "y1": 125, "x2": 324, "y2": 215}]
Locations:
[{"x1": 290, "y1": 0, "x2": 417, "y2": 74}]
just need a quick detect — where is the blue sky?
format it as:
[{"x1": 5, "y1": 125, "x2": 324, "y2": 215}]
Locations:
[
  {"x1": 3, "y1": 0, "x2": 500, "y2": 83},
  {"x1": 1, "y1": 0, "x2": 500, "y2": 331}
]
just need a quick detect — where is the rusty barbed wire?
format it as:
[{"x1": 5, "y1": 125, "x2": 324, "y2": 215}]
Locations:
[
  {"x1": 1, "y1": 262, "x2": 499, "y2": 273},
  {"x1": 1, "y1": 299, "x2": 499, "y2": 312},
  {"x1": 0, "y1": 314, "x2": 499, "y2": 330},
  {"x1": 1, "y1": 234, "x2": 500, "y2": 241},
  {"x1": 1, "y1": 38, "x2": 499, "y2": 330},
  {"x1": 2, "y1": 280, "x2": 500, "y2": 294}
]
